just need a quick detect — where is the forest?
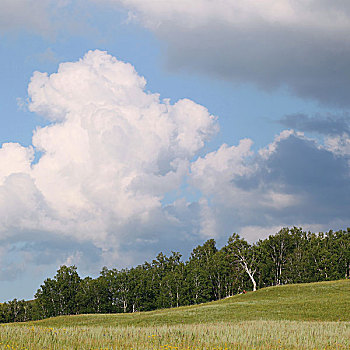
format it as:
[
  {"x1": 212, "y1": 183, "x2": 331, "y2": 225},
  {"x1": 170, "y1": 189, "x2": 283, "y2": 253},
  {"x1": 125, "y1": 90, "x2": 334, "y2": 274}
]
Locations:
[{"x1": 1, "y1": 227, "x2": 349, "y2": 323}]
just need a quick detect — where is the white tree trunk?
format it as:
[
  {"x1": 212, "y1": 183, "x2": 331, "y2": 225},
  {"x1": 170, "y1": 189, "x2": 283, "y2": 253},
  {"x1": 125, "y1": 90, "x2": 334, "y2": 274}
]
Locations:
[
  {"x1": 244, "y1": 265, "x2": 257, "y2": 291},
  {"x1": 240, "y1": 256, "x2": 257, "y2": 292}
]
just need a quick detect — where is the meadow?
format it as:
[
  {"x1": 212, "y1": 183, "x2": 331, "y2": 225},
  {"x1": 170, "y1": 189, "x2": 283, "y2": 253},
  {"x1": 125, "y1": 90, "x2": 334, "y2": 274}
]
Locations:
[
  {"x1": 1, "y1": 280, "x2": 349, "y2": 349},
  {"x1": 1, "y1": 321, "x2": 349, "y2": 350}
]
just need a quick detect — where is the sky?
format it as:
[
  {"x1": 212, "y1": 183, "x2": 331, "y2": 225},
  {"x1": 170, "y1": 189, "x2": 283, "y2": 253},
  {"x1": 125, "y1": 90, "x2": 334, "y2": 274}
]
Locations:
[{"x1": 0, "y1": 0, "x2": 349, "y2": 301}]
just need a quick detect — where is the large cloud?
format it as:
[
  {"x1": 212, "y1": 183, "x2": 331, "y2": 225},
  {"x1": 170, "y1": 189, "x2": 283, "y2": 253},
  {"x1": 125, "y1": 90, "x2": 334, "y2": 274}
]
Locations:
[
  {"x1": 1, "y1": 50, "x2": 349, "y2": 295},
  {"x1": 0, "y1": 50, "x2": 218, "y2": 275},
  {"x1": 101, "y1": 0, "x2": 350, "y2": 106},
  {"x1": 190, "y1": 130, "x2": 350, "y2": 241}
]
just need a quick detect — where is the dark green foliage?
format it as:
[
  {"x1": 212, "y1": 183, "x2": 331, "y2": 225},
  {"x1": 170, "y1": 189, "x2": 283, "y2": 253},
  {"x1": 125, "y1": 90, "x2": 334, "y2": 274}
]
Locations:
[
  {"x1": 0, "y1": 299, "x2": 41, "y2": 323},
  {"x1": 76, "y1": 276, "x2": 107, "y2": 314},
  {"x1": 1, "y1": 227, "x2": 349, "y2": 323},
  {"x1": 35, "y1": 265, "x2": 81, "y2": 318}
]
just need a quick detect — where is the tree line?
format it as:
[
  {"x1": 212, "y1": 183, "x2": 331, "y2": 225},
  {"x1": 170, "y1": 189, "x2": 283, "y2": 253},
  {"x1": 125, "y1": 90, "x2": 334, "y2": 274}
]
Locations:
[{"x1": 1, "y1": 227, "x2": 349, "y2": 323}]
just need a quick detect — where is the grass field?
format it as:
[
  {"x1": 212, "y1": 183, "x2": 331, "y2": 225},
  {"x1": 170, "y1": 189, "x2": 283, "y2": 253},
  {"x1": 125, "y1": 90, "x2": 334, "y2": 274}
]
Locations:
[{"x1": 1, "y1": 280, "x2": 349, "y2": 349}]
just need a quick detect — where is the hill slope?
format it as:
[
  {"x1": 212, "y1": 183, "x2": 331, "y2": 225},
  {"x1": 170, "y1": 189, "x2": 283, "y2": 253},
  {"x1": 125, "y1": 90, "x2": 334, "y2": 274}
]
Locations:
[{"x1": 26, "y1": 279, "x2": 350, "y2": 327}]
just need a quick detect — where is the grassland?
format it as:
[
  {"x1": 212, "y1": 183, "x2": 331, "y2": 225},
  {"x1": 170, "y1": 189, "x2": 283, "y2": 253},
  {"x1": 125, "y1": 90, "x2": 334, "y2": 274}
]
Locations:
[
  {"x1": 1, "y1": 280, "x2": 349, "y2": 349},
  {"x1": 1, "y1": 320, "x2": 349, "y2": 350}
]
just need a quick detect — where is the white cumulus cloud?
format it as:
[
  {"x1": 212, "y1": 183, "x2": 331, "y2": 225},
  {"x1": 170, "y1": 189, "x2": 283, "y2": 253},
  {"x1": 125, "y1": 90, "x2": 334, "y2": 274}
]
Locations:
[
  {"x1": 0, "y1": 50, "x2": 218, "y2": 270},
  {"x1": 1, "y1": 50, "x2": 349, "y2": 290}
]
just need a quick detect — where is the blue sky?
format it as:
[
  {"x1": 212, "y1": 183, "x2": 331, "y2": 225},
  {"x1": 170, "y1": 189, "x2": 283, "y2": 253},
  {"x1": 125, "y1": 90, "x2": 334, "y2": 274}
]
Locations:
[{"x1": 0, "y1": 0, "x2": 349, "y2": 301}]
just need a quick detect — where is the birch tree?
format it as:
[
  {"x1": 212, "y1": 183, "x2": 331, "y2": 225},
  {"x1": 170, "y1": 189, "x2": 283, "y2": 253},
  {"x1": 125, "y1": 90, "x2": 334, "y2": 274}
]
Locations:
[{"x1": 226, "y1": 233, "x2": 258, "y2": 291}]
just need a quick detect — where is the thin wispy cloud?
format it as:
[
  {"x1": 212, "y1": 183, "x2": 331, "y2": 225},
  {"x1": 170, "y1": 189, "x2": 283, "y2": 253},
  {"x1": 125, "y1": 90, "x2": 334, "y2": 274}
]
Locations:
[{"x1": 279, "y1": 113, "x2": 350, "y2": 136}]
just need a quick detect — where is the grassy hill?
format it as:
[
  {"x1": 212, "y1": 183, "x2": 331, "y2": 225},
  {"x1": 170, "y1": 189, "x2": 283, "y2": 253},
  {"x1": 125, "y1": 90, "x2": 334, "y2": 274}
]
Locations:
[
  {"x1": 1, "y1": 280, "x2": 349, "y2": 349},
  {"x1": 26, "y1": 279, "x2": 350, "y2": 327}
]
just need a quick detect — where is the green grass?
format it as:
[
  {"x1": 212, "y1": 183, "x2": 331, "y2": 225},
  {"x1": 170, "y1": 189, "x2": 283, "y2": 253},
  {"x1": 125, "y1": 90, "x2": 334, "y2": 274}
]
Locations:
[
  {"x1": 1, "y1": 321, "x2": 349, "y2": 349},
  {"x1": 24, "y1": 279, "x2": 350, "y2": 327},
  {"x1": 1, "y1": 280, "x2": 349, "y2": 349}
]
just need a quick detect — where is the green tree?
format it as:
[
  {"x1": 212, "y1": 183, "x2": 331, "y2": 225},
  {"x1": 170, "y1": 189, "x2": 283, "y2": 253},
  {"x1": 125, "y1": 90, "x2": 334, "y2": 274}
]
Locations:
[
  {"x1": 258, "y1": 228, "x2": 295, "y2": 286},
  {"x1": 187, "y1": 239, "x2": 218, "y2": 303},
  {"x1": 35, "y1": 265, "x2": 81, "y2": 317},
  {"x1": 226, "y1": 233, "x2": 259, "y2": 291}
]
